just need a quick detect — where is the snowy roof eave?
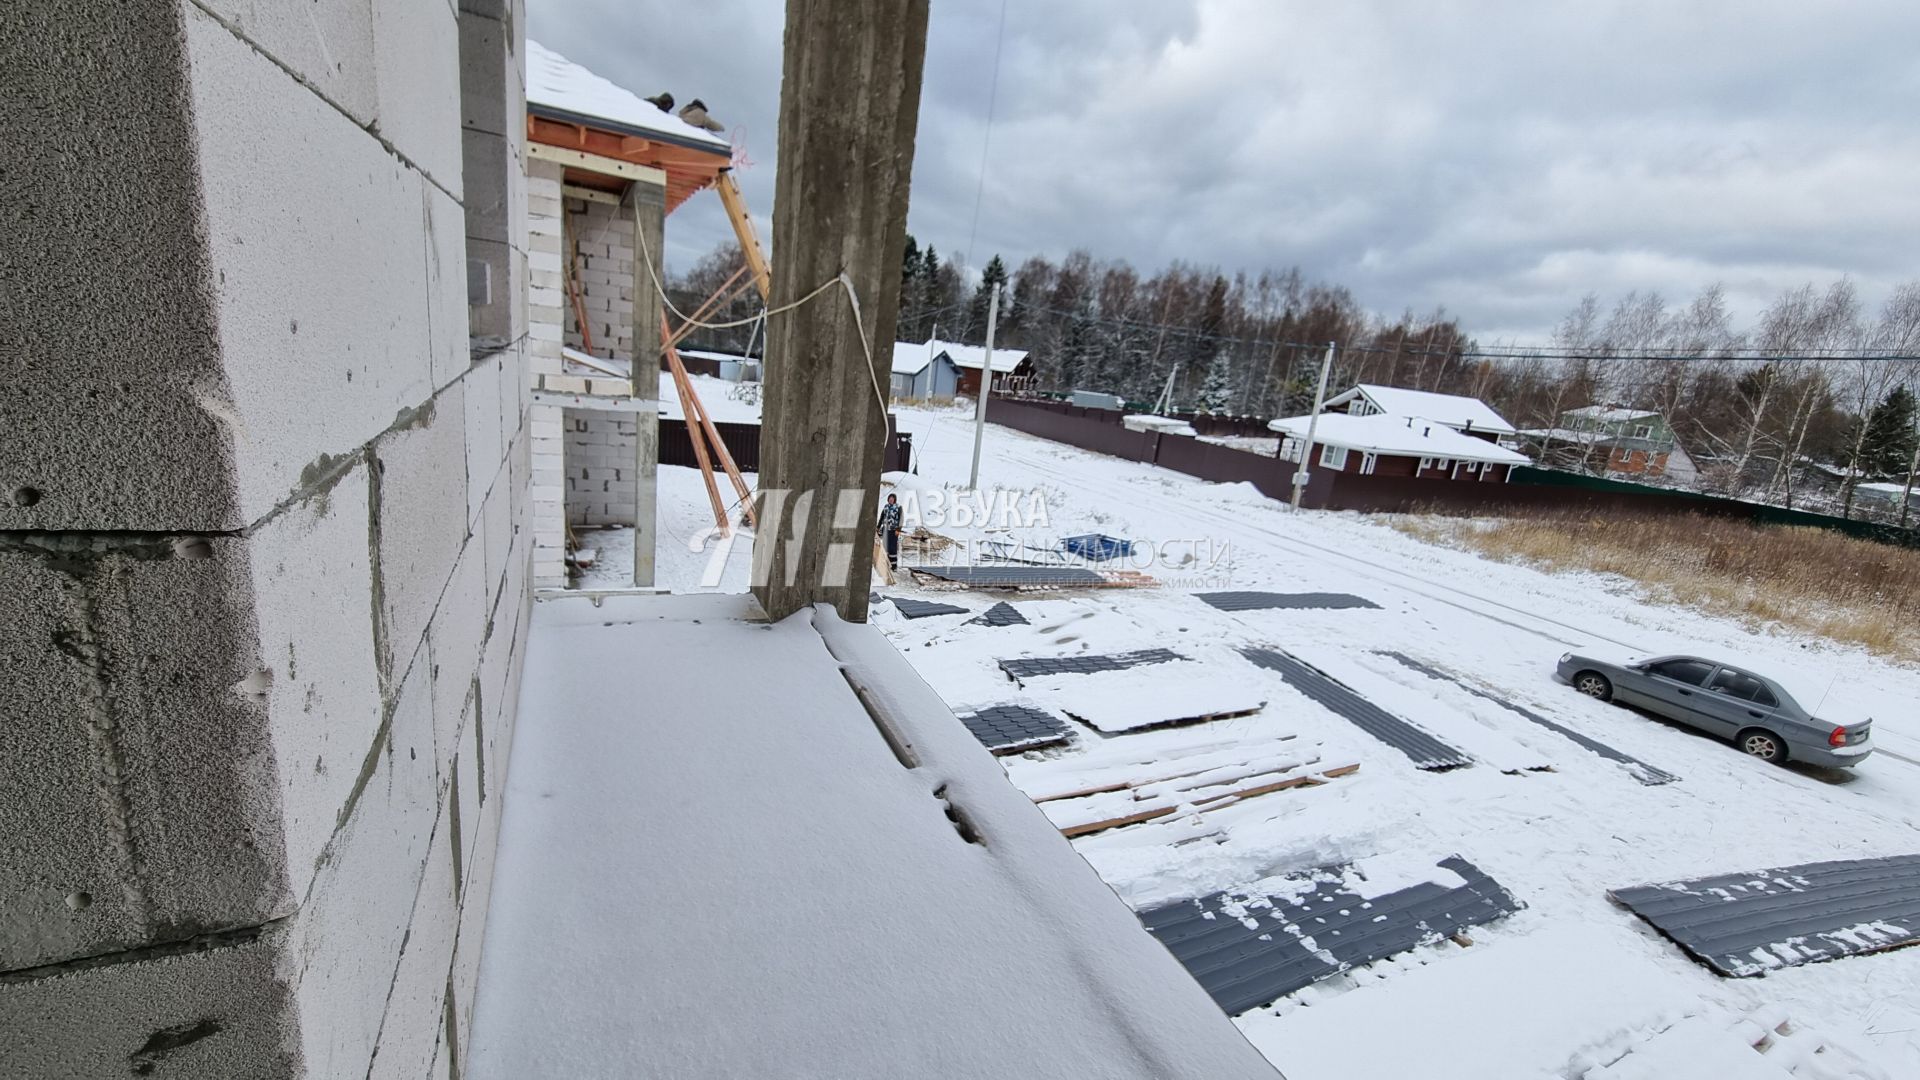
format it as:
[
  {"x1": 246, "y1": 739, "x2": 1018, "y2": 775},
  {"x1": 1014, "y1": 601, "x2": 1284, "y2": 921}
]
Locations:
[{"x1": 525, "y1": 40, "x2": 732, "y2": 156}]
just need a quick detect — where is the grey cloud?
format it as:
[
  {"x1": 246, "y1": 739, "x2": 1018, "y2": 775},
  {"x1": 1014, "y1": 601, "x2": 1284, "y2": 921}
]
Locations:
[{"x1": 530, "y1": 0, "x2": 1920, "y2": 340}]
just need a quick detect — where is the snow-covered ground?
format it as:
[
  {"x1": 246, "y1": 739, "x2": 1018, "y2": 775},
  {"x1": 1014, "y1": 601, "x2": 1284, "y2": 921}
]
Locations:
[{"x1": 635, "y1": 402, "x2": 1920, "y2": 1077}]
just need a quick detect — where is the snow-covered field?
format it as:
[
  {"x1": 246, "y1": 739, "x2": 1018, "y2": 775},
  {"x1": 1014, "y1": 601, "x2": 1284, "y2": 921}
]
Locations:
[{"x1": 646, "y1": 402, "x2": 1920, "y2": 1077}]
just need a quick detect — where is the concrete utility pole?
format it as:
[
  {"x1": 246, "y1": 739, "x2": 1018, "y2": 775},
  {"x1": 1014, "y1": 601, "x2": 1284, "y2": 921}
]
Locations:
[
  {"x1": 1291, "y1": 342, "x2": 1337, "y2": 511},
  {"x1": 968, "y1": 284, "x2": 1000, "y2": 490},
  {"x1": 754, "y1": 0, "x2": 930, "y2": 623}
]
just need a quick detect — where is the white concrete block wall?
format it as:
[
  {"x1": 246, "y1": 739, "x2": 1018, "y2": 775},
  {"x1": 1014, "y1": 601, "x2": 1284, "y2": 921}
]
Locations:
[
  {"x1": 562, "y1": 196, "x2": 638, "y2": 363},
  {"x1": 564, "y1": 408, "x2": 641, "y2": 526},
  {"x1": 0, "y1": 2, "x2": 535, "y2": 1077}
]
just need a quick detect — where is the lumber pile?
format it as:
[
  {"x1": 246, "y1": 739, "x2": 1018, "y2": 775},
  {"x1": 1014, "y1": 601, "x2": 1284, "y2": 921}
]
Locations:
[{"x1": 1027, "y1": 738, "x2": 1359, "y2": 838}]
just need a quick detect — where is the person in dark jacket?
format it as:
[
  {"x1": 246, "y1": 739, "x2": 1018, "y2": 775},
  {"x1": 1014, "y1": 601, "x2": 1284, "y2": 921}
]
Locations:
[{"x1": 877, "y1": 493, "x2": 903, "y2": 569}]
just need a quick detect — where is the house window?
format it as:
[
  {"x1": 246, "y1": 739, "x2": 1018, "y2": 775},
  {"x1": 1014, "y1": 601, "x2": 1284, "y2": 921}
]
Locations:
[
  {"x1": 1633, "y1": 424, "x2": 1653, "y2": 439},
  {"x1": 1419, "y1": 456, "x2": 1433, "y2": 470},
  {"x1": 1464, "y1": 461, "x2": 1479, "y2": 473},
  {"x1": 1360, "y1": 452, "x2": 1378, "y2": 474},
  {"x1": 1435, "y1": 458, "x2": 1451, "y2": 471},
  {"x1": 1319, "y1": 444, "x2": 1349, "y2": 470}
]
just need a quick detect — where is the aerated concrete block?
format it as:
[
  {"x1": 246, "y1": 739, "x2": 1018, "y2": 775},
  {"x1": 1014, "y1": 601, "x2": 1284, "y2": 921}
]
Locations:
[
  {"x1": 463, "y1": 357, "x2": 505, "y2": 527},
  {"x1": 367, "y1": 799, "x2": 459, "y2": 1080},
  {"x1": 245, "y1": 458, "x2": 385, "y2": 897},
  {"x1": 373, "y1": 381, "x2": 470, "y2": 679},
  {"x1": 371, "y1": 0, "x2": 463, "y2": 196},
  {"x1": 428, "y1": 539, "x2": 488, "y2": 788},
  {"x1": 185, "y1": 8, "x2": 436, "y2": 523},
  {"x1": 0, "y1": 924, "x2": 300, "y2": 1079},
  {"x1": 194, "y1": 0, "x2": 378, "y2": 125},
  {"x1": 287, "y1": 659, "x2": 437, "y2": 1080},
  {"x1": 0, "y1": 537, "x2": 291, "y2": 972},
  {"x1": 425, "y1": 185, "x2": 472, "y2": 392},
  {"x1": 1, "y1": 2, "x2": 239, "y2": 532}
]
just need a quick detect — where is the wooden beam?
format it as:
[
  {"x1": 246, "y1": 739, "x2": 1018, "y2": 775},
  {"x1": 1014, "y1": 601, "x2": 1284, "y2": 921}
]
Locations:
[
  {"x1": 562, "y1": 183, "x2": 624, "y2": 206},
  {"x1": 528, "y1": 142, "x2": 665, "y2": 186},
  {"x1": 715, "y1": 172, "x2": 772, "y2": 303}
]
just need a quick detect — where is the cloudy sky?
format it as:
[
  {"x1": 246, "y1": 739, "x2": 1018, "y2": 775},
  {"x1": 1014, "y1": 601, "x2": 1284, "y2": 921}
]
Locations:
[{"x1": 529, "y1": 0, "x2": 1920, "y2": 342}]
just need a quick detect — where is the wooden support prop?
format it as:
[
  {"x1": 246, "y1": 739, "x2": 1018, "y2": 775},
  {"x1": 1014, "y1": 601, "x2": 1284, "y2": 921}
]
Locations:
[
  {"x1": 668, "y1": 272, "x2": 761, "y2": 352},
  {"x1": 872, "y1": 540, "x2": 895, "y2": 585},
  {"x1": 661, "y1": 325, "x2": 756, "y2": 527},
  {"x1": 667, "y1": 264, "x2": 752, "y2": 347},
  {"x1": 716, "y1": 172, "x2": 772, "y2": 302},
  {"x1": 661, "y1": 338, "x2": 729, "y2": 535},
  {"x1": 563, "y1": 240, "x2": 596, "y2": 354}
]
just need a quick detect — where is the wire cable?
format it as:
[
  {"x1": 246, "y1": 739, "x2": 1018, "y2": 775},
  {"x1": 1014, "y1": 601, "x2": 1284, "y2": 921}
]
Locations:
[{"x1": 963, "y1": 0, "x2": 1011, "y2": 274}]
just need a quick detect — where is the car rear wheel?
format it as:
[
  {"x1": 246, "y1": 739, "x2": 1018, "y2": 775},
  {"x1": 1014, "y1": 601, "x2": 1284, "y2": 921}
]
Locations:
[
  {"x1": 1738, "y1": 729, "x2": 1787, "y2": 763},
  {"x1": 1573, "y1": 671, "x2": 1613, "y2": 702}
]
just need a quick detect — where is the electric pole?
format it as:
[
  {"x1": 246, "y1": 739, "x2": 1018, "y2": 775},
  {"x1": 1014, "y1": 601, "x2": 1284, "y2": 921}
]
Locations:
[
  {"x1": 1291, "y1": 342, "x2": 1336, "y2": 511},
  {"x1": 753, "y1": 0, "x2": 931, "y2": 622},
  {"x1": 968, "y1": 284, "x2": 1000, "y2": 490}
]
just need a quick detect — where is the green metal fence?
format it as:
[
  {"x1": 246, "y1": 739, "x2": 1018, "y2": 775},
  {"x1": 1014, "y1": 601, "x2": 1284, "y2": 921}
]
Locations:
[{"x1": 1510, "y1": 467, "x2": 1920, "y2": 549}]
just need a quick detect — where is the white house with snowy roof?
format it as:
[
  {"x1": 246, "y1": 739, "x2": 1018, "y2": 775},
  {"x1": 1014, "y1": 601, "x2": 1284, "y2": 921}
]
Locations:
[
  {"x1": 1269, "y1": 412, "x2": 1532, "y2": 483},
  {"x1": 1322, "y1": 383, "x2": 1518, "y2": 440},
  {"x1": 890, "y1": 337, "x2": 1032, "y2": 400}
]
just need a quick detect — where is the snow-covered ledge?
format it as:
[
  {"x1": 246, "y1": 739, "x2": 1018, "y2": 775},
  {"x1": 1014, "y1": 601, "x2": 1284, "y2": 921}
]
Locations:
[{"x1": 467, "y1": 592, "x2": 1280, "y2": 1078}]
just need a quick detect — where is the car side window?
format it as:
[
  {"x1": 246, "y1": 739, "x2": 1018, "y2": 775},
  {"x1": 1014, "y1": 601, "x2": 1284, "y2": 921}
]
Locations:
[
  {"x1": 1707, "y1": 668, "x2": 1769, "y2": 703},
  {"x1": 1649, "y1": 659, "x2": 1714, "y2": 686}
]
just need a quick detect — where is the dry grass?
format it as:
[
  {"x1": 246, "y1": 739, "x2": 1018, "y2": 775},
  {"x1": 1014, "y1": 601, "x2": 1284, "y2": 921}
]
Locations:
[{"x1": 1389, "y1": 510, "x2": 1920, "y2": 663}]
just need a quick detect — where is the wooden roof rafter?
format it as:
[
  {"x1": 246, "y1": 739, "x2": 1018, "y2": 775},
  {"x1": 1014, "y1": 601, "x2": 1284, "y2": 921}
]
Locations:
[{"x1": 528, "y1": 113, "x2": 730, "y2": 215}]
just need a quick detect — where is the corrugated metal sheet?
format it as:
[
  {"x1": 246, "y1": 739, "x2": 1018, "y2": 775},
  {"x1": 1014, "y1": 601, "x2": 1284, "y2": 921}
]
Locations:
[
  {"x1": 970, "y1": 602, "x2": 1029, "y2": 627},
  {"x1": 957, "y1": 704, "x2": 1072, "y2": 754},
  {"x1": 1610, "y1": 855, "x2": 1920, "y2": 977},
  {"x1": 907, "y1": 565, "x2": 1109, "y2": 588},
  {"x1": 1198, "y1": 591, "x2": 1381, "y2": 612},
  {"x1": 1000, "y1": 649, "x2": 1187, "y2": 682},
  {"x1": 1060, "y1": 534, "x2": 1137, "y2": 561},
  {"x1": 1139, "y1": 856, "x2": 1524, "y2": 1016},
  {"x1": 1378, "y1": 651, "x2": 1679, "y2": 786},
  {"x1": 885, "y1": 596, "x2": 970, "y2": 619},
  {"x1": 1239, "y1": 647, "x2": 1473, "y2": 771}
]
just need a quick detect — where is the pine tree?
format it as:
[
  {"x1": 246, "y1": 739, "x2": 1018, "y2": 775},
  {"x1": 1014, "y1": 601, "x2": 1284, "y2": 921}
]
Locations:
[
  {"x1": 899, "y1": 234, "x2": 922, "y2": 340},
  {"x1": 1859, "y1": 385, "x2": 1917, "y2": 477},
  {"x1": 919, "y1": 245, "x2": 941, "y2": 337},
  {"x1": 1199, "y1": 351, "x2": 1234, "y2": 413},
  {"x1": 969, "y1": 255, "x2": 1009, "y2": 340}
]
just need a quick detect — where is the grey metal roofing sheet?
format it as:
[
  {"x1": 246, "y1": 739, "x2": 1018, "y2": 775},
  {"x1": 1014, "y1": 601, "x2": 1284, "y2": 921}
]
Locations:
[
  {"x1": 957, "y1": 704, "x2": 1072, "y2": 753},
  {"x1": 885, "y1": 596, "x2": 971, "y2": 619},
  {"x1": 999, "y1": 648, "x2": 1187, "y2": 682},
  {"x1": 1610, "y1": 854, "x2": 1920, "y2": 977},
  {"x1": 970, "y1": 601, "x2": 1030, "y2": 627},
  {"x1": 1139, "y1": 855, "x2": 1524, "y2": 1016},
  {"x1": 908, "y1": 565, "x2": 1108, "y2": 588},
  {"x1": 1197, "y1": 591, "x2": 1382, "y2": 612},
  {"x1": 1378, "y1": 651, "x2": 1679, "y2": 786},
  {"x1": 1238, "y1": 647, "x2": 1473, "y2": 771}
]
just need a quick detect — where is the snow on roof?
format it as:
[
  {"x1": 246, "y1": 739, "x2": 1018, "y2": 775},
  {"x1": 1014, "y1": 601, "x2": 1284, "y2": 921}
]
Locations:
[
  {"x1": 1855, "y1": 482, "x2": 1913, "y2": 497},
  {"x1": 676, "y1": 348, "x2": 756, "y2": 365},
  {"x1": 930, "y1": 339, "x2": 1028, "y2": 372},
  {"x1": 526, "y1": 40, "x2": 731, "y2": 153},
  {"x1": 1326, "y1": 384, "x2": 1517, "y2": 435},
  {"x1": 1563, "y1": 405, "x2": 1660, "y2": 423},
  {"x1": 1268, "y1": 412, "x2": 1531, "y2": 465},
  {"x1": 891, "y1": 341, "x2": 938, "y2": 376}
]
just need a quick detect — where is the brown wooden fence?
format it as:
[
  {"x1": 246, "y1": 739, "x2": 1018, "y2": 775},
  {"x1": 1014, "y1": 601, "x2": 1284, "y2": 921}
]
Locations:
[
  {"x1": 986, "y1": 396, "x2": 1917, "y2": 546},
  {"x1": 660, "y1": 416, "x2": 911, "y2": 474}
]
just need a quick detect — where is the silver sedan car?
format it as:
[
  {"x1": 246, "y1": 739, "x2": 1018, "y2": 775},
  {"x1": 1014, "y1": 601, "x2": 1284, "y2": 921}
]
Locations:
[{"x1": 1555, "y1": 651, "x2": 1874, "y2": 767}]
